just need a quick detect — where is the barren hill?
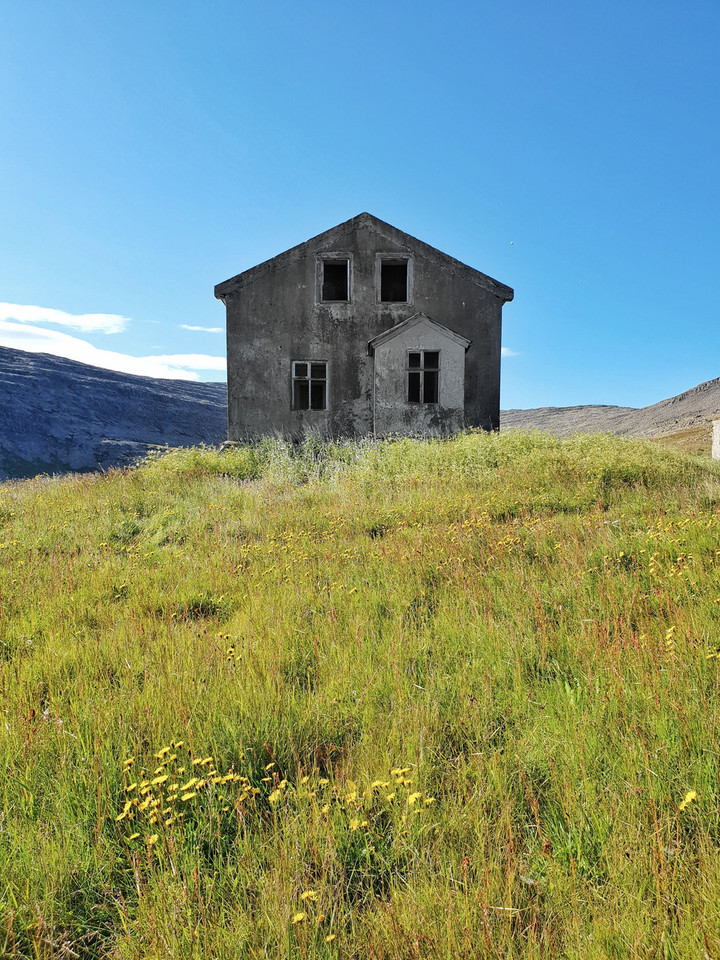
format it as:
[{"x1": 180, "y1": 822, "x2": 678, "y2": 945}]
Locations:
[
  {"x1": 500, "y1": 376, "x2": 720, "y2": 440},
  {"x1": 0, "y1": 346, "x2": 226, "y2": 480}
]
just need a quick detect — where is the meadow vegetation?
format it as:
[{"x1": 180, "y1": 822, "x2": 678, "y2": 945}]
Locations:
[{"x1": 1, "y1": 430, "x2": 720, "y2": 958}]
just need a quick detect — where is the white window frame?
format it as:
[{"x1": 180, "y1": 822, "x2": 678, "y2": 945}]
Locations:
[{"x1": 291, "y1": 360, "x2": 328, "y2": 411}]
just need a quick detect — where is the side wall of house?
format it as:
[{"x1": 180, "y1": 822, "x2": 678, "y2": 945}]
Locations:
[{"x1": 223, "y1": 220, "x2": 505, "y2": 438}]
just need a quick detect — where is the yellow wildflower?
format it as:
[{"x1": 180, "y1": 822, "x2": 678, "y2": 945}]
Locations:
[
  {"x1": 269, "y1": 789, "x2": 282, "y2": 804},
  {"x1": 128, "y1": 832, "x2": 140, "y2": 840},
  {"x1": 408, "y1": 792, "x2": 421, "y2": 805},
  {"x1": 349, "y1": 818, "x2": 361, "y2": 831},
  {"x1": 146, "y1": 834, "x2": 158, "y2": 845},
  {"x1": 152, "y1": 774, "x2": 169, "y2": 786},
  {"x1": 291, "y1": 912, "x2": 306, "y2": 924},
  {"x1": 123, "y1": 757, "x2": 134, "y2": 767},
  {"x1": 125, "y1": 783, "x2": 137, "y2": 793},
  {"x1": 325, "y1": 934, "x2": 336, "y2": 942},
  {"x1": 679, "y1": 790, "x2": 697, "y2": 812},
  {"x1": 180, "y1": 777, "x2": 198, "y2": 792},
  {"x1": 181, "y1": 791, "x2": 197, "y2": 802},
  {"x1": 154, "y1": 747, "x2": 170, "y2": 759},
  {"x1": 300, "y1": 890, "x2": 318, "y2": 902}
]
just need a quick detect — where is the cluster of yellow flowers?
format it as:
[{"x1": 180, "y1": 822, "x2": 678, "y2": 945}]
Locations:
[
  {"x1": 114, "y1": 746, "x2": 437, "y2": 852},
  {"x1": 115, "y1": 741, "x2": 257, "y2": 845}
]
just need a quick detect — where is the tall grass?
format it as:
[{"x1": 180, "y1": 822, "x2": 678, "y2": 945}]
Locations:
[{"x1": 1, "y1": 431, "x2": 720, "y2": 958}]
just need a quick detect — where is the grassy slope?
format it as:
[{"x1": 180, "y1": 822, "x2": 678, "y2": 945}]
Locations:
[{"x1": 2, "y1": 432, "x2": 720, "y2": 959}]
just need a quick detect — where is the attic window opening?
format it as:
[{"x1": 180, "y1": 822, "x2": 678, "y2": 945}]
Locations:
[
  {"x1": 321, "y1": 259, "x2": 349, "y2": 301},
  {"x1": 380, "y1": 259, "x2": 408, "y2": 302},
  {"x1": 407, "y1": 351, "x2": 439, "y2": 404},
  {"x1": 292, "y1": 361, "x2": 327, "y2": 410}
]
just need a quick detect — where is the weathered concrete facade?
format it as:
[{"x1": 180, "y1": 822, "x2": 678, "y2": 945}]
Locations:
[{"x1": 215, "y1": 213, "x2": 513, "y2": 438}]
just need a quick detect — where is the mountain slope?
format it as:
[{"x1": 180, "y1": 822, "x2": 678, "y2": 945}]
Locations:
[
  {"x1": 0, "y1": 346, "x2": 227, "y2": 479},
  {"x1": 500, "y1": 375, "x2": 720, "y2": 439}
]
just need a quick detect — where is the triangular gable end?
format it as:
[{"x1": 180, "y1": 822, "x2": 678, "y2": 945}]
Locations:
[
  {"x1": 368, "y1": 313, "x2": 471, "y2": 355},
  {"x1": 215, "y1": 213, "x2": 514, "y2": 302}
]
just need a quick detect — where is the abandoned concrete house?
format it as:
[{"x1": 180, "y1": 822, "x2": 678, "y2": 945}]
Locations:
[{"x1": 214, "y1": 213, "x2": 513, "y2": 438}]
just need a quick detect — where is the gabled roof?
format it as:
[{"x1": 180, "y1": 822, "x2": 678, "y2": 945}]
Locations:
[
  {"x1": 214, "y1": 212, "x2": 514, "y2": 302},
  {"x1": 368, "y1": 313, "x2": 471, "y2": 355}
]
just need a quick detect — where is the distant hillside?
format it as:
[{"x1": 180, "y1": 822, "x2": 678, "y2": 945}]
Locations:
[
  {"x1": 501, "y1": 375, "x2": 720, "y2": 442},
  {"x1": 0, "y1": 346, "x2": 226, "y2": 480}
]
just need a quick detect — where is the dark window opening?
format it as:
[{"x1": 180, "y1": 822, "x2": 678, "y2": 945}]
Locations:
[
  {"x1": 292, "y1": 360, "x2": 327, "y2": 410},
  {"x1": 407, "y1": 351, "x2": 439, "y2": 404},
  {"x1": 380, "y1": 260, "x2": 408, "y2": 302},
  {"x1": 321, "y1": 260, "x2": 349, "y2": 301}
]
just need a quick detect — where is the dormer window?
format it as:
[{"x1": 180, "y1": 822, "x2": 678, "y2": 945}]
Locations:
[{"x1": 320, "y1": 259, "x2": 349, "y2": 301}]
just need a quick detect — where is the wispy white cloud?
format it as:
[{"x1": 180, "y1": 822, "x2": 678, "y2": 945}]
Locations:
[
  {"x1": 501, "y1": 347, "x2": 518, "y2": 357},
  {"x1": 0, "y1": 302, "x2": 130, "y2": 334},
  {"x1": 0, "y1": 322, "x2": 225, "y2": 381},
  {"x1": 180, "y1": 324, "x2": 224, "y2": 333}
]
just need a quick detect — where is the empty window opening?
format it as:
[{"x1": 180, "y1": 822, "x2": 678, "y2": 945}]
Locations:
[
  {"x1": 407, "y1": 351, "x2": 439, "y2": 404},
  {"x1": 321, "y1": 260, "x2": 349, "y2": 301},
  {"x1": 381, "y1": 260, "x2": 408, "y2": 302},
  {"x1": 292, "y1": 361, "x2": 327, "y2": 410}
]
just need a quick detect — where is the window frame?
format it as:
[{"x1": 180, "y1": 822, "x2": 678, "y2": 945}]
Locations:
[
  {"x1": 291, "y1": 359, "x2": 328, "y2": 411},
  {"x1": 317, "y1": 255, "x2": 352, "y2": 304},
  {"x1": 406, "y1": 350, "x2": 440, "y2": 405},
  {"x1": 376, "y1": 254, "x2": 413, "y2": 304}
]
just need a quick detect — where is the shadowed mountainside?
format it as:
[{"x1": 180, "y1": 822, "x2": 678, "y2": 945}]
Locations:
[{"x1": 0, "y1": 346, "x2": 227, "y2": 480}]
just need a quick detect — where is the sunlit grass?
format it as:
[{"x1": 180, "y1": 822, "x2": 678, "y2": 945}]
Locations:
[{"x1": 2, "y1": 431, "x2": 720, "y2": 957}]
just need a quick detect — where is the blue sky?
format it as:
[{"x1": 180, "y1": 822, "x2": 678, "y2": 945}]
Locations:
[{"x1": 1, "y1": 0, "x2": 718, "y2": 407}]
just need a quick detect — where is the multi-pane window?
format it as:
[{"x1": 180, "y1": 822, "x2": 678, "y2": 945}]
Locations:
[
  {"x1": 407, "y1": 351, "x2": 439, "y2": 404},
  {"x1": 292, "y1": 361, "x2": 327, "y2": 410},
  {"x1": 321, "y1": 259, "x2": 349, "y2": 301},
  {"x1": 380, "y1": 259, "x2": 408, "y2": 302}
]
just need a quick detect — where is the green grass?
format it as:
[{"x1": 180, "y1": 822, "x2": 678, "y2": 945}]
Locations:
[{"x1": 2, "y1": 431, "x2": 720, "y2": 958}]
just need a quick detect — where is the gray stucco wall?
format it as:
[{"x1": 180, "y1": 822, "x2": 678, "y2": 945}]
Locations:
[{"x1": 219, "y1": 215, "x2": 510, "y2": 439}]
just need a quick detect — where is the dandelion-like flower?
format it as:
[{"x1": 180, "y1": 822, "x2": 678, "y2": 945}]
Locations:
[
  {"x1": 678, "y1": 790, "x2": 697, "y2": 811},
  {"x1": 291, "y1": 912, "x2": 306, "y2": 924}
]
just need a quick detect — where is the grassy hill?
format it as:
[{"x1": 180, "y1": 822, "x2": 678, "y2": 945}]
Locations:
[{"x1": 2, "y1": 432, "x2": 720, "y2": 959}]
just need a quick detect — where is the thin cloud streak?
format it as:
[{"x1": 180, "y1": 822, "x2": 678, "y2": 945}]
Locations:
[
  {"x1": 501, "y1": 347, "x2": 518, "y2": 357},
  {"x1": 180, "y1": 324, "x2": 224, "y2": 333},
  {"x1": 0, "y1": 322, "x2": 226, "y2": 381},
  {"x1": 0, "y1": 302, "x2": 130, "y2": 334}
]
